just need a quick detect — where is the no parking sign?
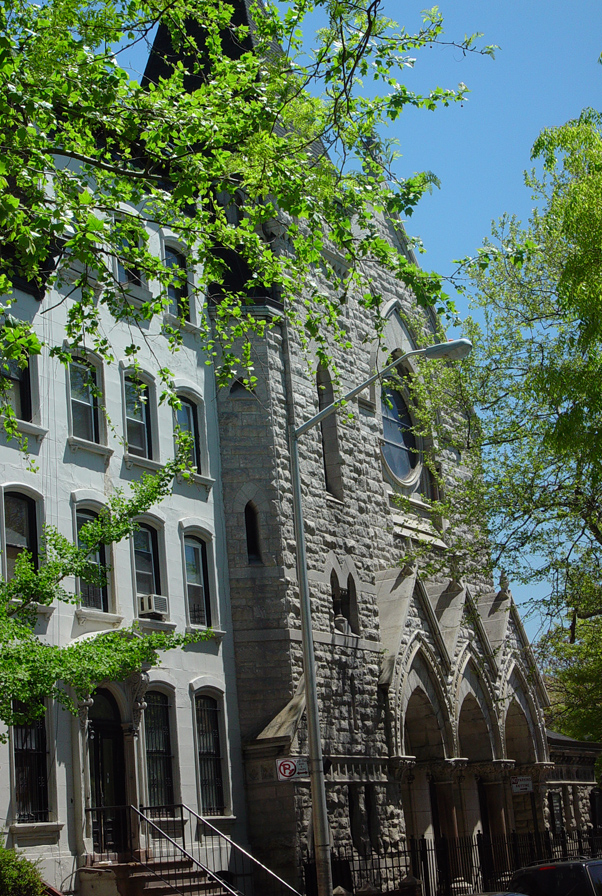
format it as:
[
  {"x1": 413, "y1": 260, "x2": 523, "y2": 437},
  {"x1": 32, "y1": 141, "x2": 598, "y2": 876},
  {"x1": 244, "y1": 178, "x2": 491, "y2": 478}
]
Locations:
[{"x1": 276, "y1": 757, "x2": 309, "y2": 781}]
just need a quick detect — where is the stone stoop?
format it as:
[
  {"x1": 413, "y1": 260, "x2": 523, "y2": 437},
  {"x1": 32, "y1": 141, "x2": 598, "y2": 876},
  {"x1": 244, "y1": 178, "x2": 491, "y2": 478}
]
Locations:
[{"x1": 78, "y1": 857, "x2": 233, "y2": 896}]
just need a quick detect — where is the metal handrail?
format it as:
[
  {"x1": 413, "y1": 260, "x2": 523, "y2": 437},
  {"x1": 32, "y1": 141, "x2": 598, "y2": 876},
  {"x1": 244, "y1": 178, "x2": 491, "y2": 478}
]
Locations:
[
  {"x1": 130, "y1": 805, "x2": 240, "y2": 896},
  {"x1": 141, "y1": 803, "x2": 302, "y2": 896},
  {"x1": 183, "y1": 803, "x2": 302, "y2": 896}
]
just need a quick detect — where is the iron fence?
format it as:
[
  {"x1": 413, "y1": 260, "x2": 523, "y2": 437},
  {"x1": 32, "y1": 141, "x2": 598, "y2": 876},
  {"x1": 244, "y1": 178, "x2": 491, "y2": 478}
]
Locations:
[{"x1": 304, "y1": 827, "x2": 602, "y2": 896}]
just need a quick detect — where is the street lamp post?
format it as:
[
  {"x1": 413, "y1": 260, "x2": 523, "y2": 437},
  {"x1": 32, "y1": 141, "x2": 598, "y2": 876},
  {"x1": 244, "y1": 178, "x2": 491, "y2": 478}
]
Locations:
[{"x1": 289, "y1": 338, "x2": 472, "y2": 896}]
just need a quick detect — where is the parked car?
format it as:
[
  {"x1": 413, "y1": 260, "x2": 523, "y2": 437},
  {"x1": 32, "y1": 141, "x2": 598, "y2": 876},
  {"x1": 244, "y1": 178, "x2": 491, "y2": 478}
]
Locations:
[{"x1": 509, "y1": 857, "x2": 602, "y2": 895}]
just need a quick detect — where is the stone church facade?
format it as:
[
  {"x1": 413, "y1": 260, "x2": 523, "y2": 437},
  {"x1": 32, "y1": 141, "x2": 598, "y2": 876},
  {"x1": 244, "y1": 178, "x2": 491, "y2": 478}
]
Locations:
[{"x1": 215, "y1": 209, "x2": 600, "y2": 887}]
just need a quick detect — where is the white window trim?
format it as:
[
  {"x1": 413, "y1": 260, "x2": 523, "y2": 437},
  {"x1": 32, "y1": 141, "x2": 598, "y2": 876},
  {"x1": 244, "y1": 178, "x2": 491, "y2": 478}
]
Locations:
[
  {"x1": 190, "y1": 684, "x2": 233, "y2": 819},
  {"x1": 71, "y1": 498, "x2": 117, "y2": 619},
  {"x1": 66, "y1": 350, "x2": 112, "y2": 460},
  {"x1": 8, "y1": 698, "x2": 56, "y2": 827},
  {"x1": 159, "y1": 233, "x2": 197, "y2": 327},
  {"x1": 0, "y1": 483, "x2": 45, "y2": 584},
  {"x1": 178, "y1": 521, "x2": 219, "y2": 632},
  {"x1": 172, "y1": 381, "x2": 211, "y2": 481},
  {"x1": 111, "y1": 214, "x2": 153, "y2": 307},
  {"x1": 120, "y1": 363, "x2": 160, "y2": 466},
  {"x1": 141, "y1": 682, "x2": 182, "y2": 812},
  {"x1": 130, "y1": 514, "x2": 169, "y2": 622}
]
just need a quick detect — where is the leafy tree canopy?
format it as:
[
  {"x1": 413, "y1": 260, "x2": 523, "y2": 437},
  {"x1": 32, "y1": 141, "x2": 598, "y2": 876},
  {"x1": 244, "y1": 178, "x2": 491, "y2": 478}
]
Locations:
[
  {"x1": 417, "y1": 109, "x2": 602, "y2": 741},
  {"x1": 0, "y1": 0, "x2": 495, "y2": 391}
]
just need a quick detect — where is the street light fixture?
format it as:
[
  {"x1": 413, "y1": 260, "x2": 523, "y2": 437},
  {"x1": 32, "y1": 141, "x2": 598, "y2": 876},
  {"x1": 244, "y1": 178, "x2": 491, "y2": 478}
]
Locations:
[{"x1": 289, "y1": 338, "x2": 472, "y2": 896}]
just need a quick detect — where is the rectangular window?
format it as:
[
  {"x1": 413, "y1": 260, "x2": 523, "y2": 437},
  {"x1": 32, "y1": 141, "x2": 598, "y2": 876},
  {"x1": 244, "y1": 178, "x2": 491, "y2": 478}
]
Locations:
[
  {"x1": 4, "y1": 492, "x2": 37, "y2": 579},
  {"x1": 70, "y1": 361, "x2": 100, "y2": 443},
  {"x1": 117, "y1": 237, "x2": 142, "y2": 287},
  {"x1": 13, "y1": 702, "x2": 49, "y2": 823},
  {"x1": 1, "y1": 359, "x2": 32, "y2": 421},
  {"x1": 125, "y1": 377, "x2": 152, "y2": 459},
  {"x1": 134, "y1": 526, "x2": 160, "y2": 595},
  {"x1": 175, "y1": 398, "x2": 201, "y2": 472},
  {"x1": 195, "y1": 696, "x2": 224, "y2": 816},
  {"x1": 145, "y1": 691, "x2": 175, "y2": 810},
  {"x1": 185, "y1": 537, "x2": 211, "y2": 626},
  {"x1": 77, "y1": 509, "x2": 108, "y2": 612},
  {"x1": 165, "y1": 247, "x2": 190, "y2": 320}
]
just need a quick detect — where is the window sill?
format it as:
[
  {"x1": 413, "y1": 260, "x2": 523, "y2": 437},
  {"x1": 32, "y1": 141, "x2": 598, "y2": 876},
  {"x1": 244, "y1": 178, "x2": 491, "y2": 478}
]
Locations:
[
  {"x1": 9, "y1": 821, "x2": 64, "y2": 840},
  {"x1": 137, "y1": 618, "x2": 177, "y2": 632},
  {"x1": 324, "y1": 492, "x2": 345, "y2": 507},
  {"x1": 9, "y1": 599, "x2": 54, "y2": 618},
  {"x1": 163, "y1": 311, "x2": 201, "y2": 335},
  {"x1": 185, "y1": 626, "x2": 225, "y2": 644},
  {"x1": 119, "y1": 284, "x2": 154, "y2": 308},
  {"x1": 357, "y1": 395, "x2": 376, "y2": 414},
  {"x1": 68, "y1": 436, "x2": 114, "y2": 461},
  {"x1": 124, "y1": 452, "x2": 163, "y2": 471},
  {"x1": 176, "y1": 471, "x2": 214, "y2": 492},
  {"x1": 75, "y1": 607, "x2": 124, "y2": 627},
  {"x1": 0, "y1": 418, "x2": 48, "y2": 443}
]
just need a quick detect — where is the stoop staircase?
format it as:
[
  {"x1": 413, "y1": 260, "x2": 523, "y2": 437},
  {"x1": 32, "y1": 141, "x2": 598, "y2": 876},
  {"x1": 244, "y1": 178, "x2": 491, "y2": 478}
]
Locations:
[{"x1": 85, "y1": 804, "x2": 302, "y2": 896}]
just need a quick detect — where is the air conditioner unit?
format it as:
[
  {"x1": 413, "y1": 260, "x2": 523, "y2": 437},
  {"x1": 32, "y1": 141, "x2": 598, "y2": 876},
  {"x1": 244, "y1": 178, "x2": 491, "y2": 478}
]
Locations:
[{"x1": 138, "y1": 593, "x2": 169, "y2": 619}]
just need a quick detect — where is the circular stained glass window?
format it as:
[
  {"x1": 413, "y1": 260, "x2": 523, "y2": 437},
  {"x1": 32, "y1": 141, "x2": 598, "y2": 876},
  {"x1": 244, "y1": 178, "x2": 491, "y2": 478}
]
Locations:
[{"x1": 381, "y1": 387, "x2": 417, "y2": 481}]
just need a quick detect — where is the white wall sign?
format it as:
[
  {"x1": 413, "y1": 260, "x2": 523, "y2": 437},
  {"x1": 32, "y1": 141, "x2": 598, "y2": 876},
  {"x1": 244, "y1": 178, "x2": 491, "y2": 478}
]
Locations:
[
  {"x1": 510, "y1": 775, "x2": 533, "y2": 794},
  {"x1": 276, "y1": 757, "x2": 309, "y2": 781}
]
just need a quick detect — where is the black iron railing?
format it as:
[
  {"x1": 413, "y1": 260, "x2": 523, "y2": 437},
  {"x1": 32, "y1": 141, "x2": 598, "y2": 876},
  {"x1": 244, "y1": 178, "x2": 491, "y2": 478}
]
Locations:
[
  {"x1": 86, "y1": 803, "x2": 303, "y2": 896},
  {"x1": 304, "y1": 828, "x2": 602, "y2": 896},
  {"x1": 140, "y1": 804, "x2": 302, "y2": 896}
]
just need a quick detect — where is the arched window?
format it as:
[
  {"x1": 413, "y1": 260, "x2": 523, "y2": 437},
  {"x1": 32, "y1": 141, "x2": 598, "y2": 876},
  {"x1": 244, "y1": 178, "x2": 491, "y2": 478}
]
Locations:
[
  {"x1": 175, "y1": 396, "x2": 201, "y2": 472},
  {"x1": 317, "y1": 364, "x2": 343, "y2": 500},
  {"x1": 184, "y1": 536, "x2": 211, "y2": 627},
  {"x1": 145, "y1": 691, "x2": 175, "y2": 809},
  {"x1": 381, "y1": 387, "x2": 417, "y2": 481},
  {"x1": 165, "y1": 246, "x2": 190, "y2": 320},
  {"x1": 244, "y1": 502, "x2": 262, "y2": 565},
  {"x1": 125, "y1": 375, "x2": 153, "y2": 459},
  {"x1": 77, "y1": 508, "x2": 109, "y2": 612},
  {"x1": 195, "y1": 695, "x2": 225, "y2": 816},
  {"x1": 70, "y1": 359, "x2": 101, "y2": 444},
  {"x1": 4, "y1": 492, "x2": 37, "y2": 579}
]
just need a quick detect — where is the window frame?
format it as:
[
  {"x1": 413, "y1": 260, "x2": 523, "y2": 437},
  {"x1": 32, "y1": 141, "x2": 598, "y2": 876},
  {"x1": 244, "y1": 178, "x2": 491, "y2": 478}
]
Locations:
[
  {"x1": 69, "y1": 358, "x2": 101, "y2": 445},
  {"x1": 3, "y1": 489, "x2": 39, "y2": 580},
  {"x1": 133, "y1": 522, "x2": 162, "y2": 598},
  {"x1": 183, "y1": 534, "x2": 212, "y2": 628},
  {"x1": 144, "y1": 689, "x2": 176, "y2": 811},
  {"x1": 164, "y1": 245, "x2": 191, "y2": 321},
  {"x1": 380, "y1": 383, "x2": 422, "y2": 488},
  {"x1": 75, "y1": 506, "x2": 110, "y2": 613},
  {"x1": 174, "y1": 394, "x2": 202, "y2": 473},
  {"x1": 193, "y1": 692, "x2": 227, "y2": 817},
  {"x1": 1, "y1": 358, "x2": 32, "y2": 423},
  {"x1": 123, "y1": 371, "x2": 155, "y2": 462},
  {"x1": 11, "y1": 700, "x2": 50, "y2": 824}
]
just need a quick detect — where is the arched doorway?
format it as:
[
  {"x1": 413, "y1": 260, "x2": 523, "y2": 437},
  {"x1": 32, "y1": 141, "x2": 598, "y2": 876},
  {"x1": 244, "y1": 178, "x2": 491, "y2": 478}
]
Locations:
[
  {"x1": 404, "y1": 688, "x2": 446, "y2": 838},
  {"x1": 505, "y1": 698, "x2": 538, "y2": 834},
  {"x1": 458, "y1": 694, "x2": 494, "y2": 837},
  {"x1": 88, "y1": 689, "x2": 127, "y2": 853}
]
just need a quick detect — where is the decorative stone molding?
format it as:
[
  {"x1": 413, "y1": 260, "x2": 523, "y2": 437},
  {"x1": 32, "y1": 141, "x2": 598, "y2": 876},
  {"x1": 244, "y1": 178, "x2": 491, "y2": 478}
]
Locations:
[
  {"x1": 388, "y1": 755, "x2": 417, "y2": 781},
  {"x1": 127, "y1": 670, "x2": 150, "y2": 736},
  {"x1": 467, "y1": 759, "x2": 515, "y2": 782},
  {"x1": 78, "y1": 696, "x2": 94, "y2": 731}
]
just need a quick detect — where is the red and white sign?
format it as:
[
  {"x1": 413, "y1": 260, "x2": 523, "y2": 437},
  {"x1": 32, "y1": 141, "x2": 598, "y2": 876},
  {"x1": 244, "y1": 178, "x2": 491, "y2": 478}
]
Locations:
[
  {"x1": 510, "y1": 775, "x2": 533, "y2": 794},
  {"x1": 276, "y1": 757, "x2": 309, "y2": 781}
]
